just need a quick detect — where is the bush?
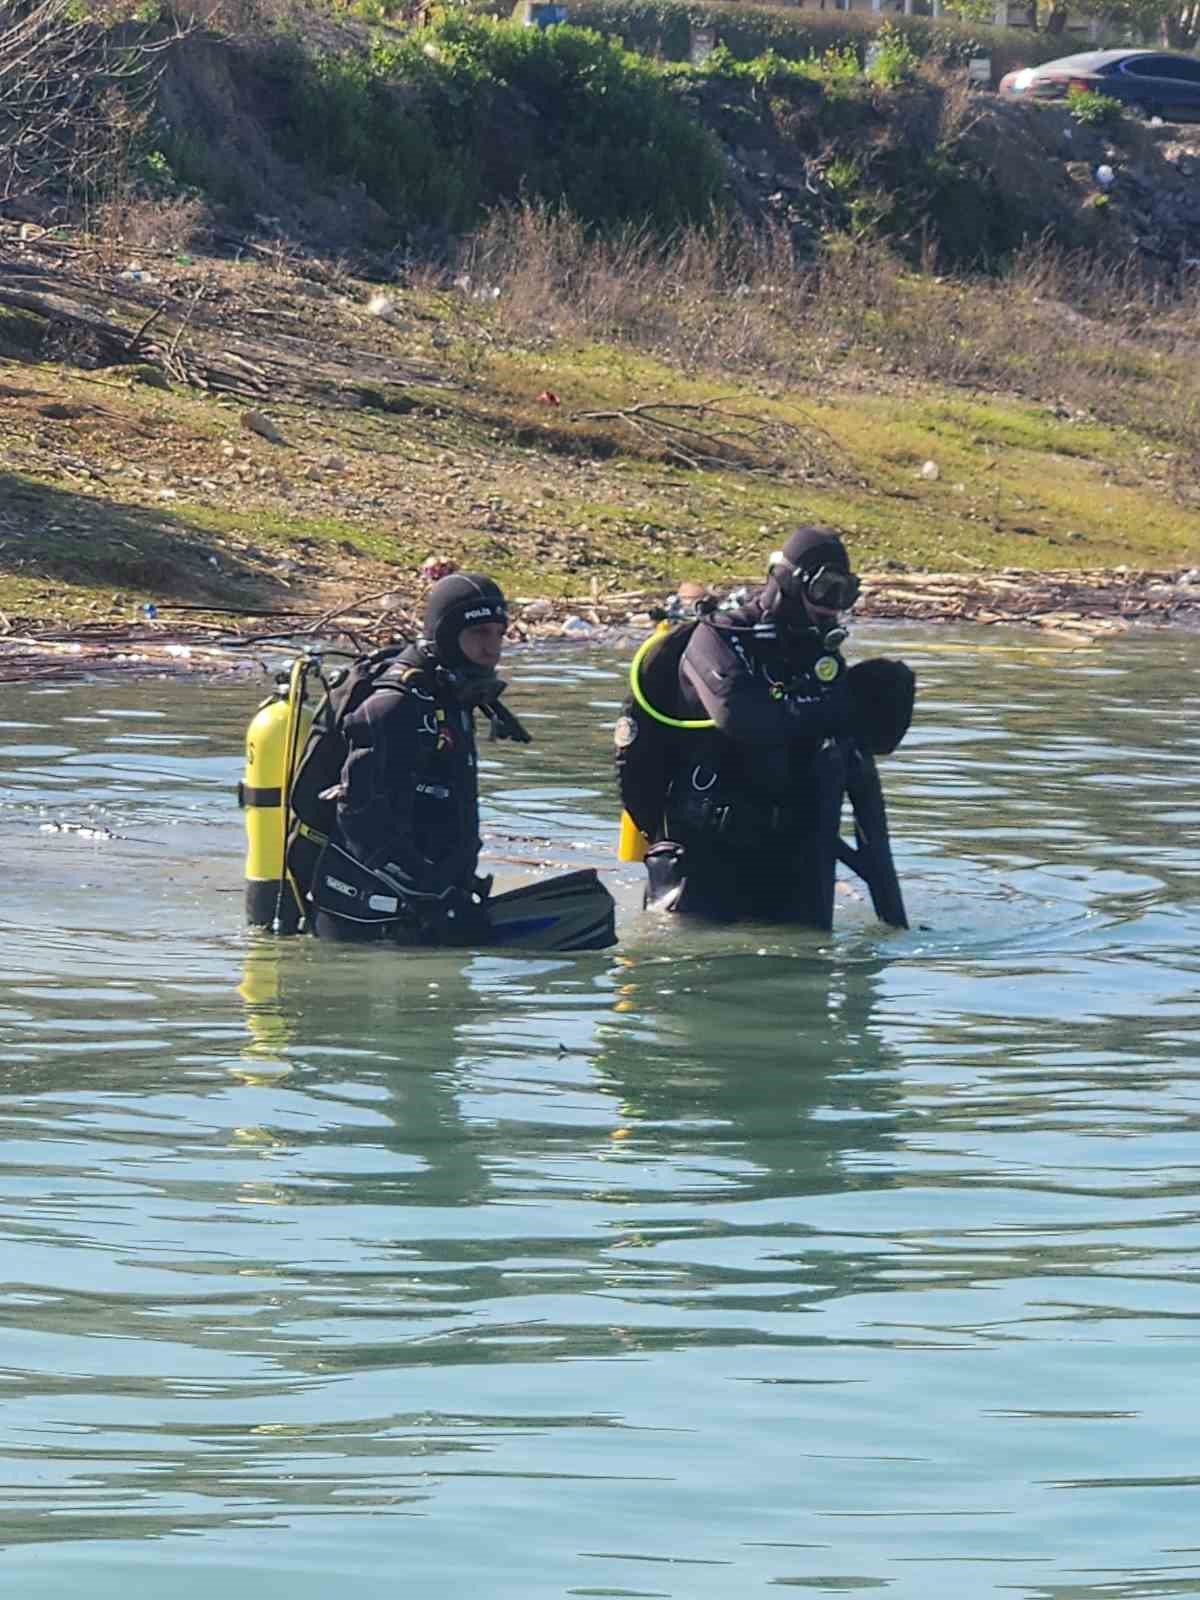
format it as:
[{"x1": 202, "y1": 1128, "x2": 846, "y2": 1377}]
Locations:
[
  {"x1": 272, "y1": 15, "x2": 726, "y2": 235},
  {"x1": 865, "y1": 22, "x2": 920, "y2": 89},
  {"x1": 1066, "y1": 87, "x2": 1124, "y2": 127}
]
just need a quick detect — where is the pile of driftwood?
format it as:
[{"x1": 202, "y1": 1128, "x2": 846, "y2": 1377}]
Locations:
[
  {"x1": 855, "y1": 568, "x2": 1200, "y2": 633},
  {"x1": 0, "y1": 628, "x2": 258, "y2": 683},
  {"x1": 1, "y1": 568, "x2": 1195, "y2": 682},
  {"x1": 0, "y1": 592, "x2": 426, "y2": 682},
  {"x1": 512, "y1": 568, "x2": 1200, "y2": 637},
  {"x1": 0, "y1": 255, "x2": 447, "y2": 406}
]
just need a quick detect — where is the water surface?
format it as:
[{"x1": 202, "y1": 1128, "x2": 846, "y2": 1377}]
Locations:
[{"x1": 1, "y1": 624, "x2": 1198, "y2": 1598}]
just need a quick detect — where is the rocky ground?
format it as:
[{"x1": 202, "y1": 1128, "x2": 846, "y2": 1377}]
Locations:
[{"x1": 727, "y1": 91, "x2": 1200, "y2": 268}]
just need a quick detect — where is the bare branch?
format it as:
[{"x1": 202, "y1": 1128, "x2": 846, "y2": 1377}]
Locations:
[
  {"x1": 0, "y1": 0, "x2": 186, "y2": 206},
  {"x1": 569, "y1": 400, "x2": 821, "y2": 475}
]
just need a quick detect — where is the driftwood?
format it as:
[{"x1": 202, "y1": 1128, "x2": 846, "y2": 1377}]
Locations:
[
  {"x1": 0, "y1": 274, "x2": 145, "y2": 357},
  {"x1": 855, "y1": 568, "x2": 1198, "y2": 632},
  {"x1": 0, "y1": 629, "x2": 247, "y2": 682},
  {"x1": 1, "y1": 570, "x2": 1195, "y2": 683},
  {"x1": 0, "y1": 260, "x2": 453, "y2": 403},
  {"x1": 0, "y1": 267, "x2": 269, "y2": 396}
]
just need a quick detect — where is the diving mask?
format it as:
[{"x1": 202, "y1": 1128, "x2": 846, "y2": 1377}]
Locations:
[{"x1": 804, "y1": 565, "x2": 861, "y2": 612}]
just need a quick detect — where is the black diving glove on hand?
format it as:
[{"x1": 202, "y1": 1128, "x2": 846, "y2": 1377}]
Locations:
[
  {"x1": 481, "y1": 699, "x2": 532, "y2": 744},
  {"x1": 846, "y1": 658, "x2": 916, "y2": 755}
]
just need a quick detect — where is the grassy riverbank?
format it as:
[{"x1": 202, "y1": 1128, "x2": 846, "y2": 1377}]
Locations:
[
  {"x1": 2, "y1": 211, "x2": 1200, "y2": 630},
  {"x1": 1, "y1": 231, "x2": 1197, "y2": 632},
  {"x1": 2, "y1": 9, "x2": 1198, "y2": 629}
]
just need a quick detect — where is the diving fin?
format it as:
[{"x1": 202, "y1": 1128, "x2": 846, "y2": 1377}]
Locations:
[
  {"x1": 838, "y1": 743, "x2": 908, "y2": 929},
  {"x1": 487, "y1": 869, "x2": 617, "y2": 951}
]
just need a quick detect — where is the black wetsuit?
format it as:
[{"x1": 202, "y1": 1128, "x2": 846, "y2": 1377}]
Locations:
[
  {"x1": 653, "y1": 599, "x2": 851, "y2": 924},
  {"x1": 312, "y1": 646, "x2": 486, "y2": 943}
]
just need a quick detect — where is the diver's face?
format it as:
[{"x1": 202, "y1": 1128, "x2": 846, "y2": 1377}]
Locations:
[
  {"x1": 458, "y1": 621, "x2": 506, "y2": 670},
  {"x1": 794, "y1": 563, "x2": 859, "y2": 632}
]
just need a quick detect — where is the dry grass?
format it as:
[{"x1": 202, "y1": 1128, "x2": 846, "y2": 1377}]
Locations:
[
  {"x1": 458, "y1": 205, "x2": 805, "y2": 378},
  {"x1": 454, "y1": 205, "x2": 1200, "y2": 463},
  {"x1": 89, "y1": 193, "x2": 209, "y2": 260}
]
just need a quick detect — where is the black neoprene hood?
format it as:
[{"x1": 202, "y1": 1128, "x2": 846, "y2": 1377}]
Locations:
[
  {"x1": 764, "y1": 526, "x2": 852, "y2": 625},
  {"x1": 423, "y1": 573, "x2": 509, "y2": 666},
  {"x1": 777, "y1": 525, "x2": 851, "y2": 576}
]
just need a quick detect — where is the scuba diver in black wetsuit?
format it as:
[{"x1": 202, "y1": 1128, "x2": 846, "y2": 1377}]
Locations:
[
  {"x1": 616, "y1": 526, "x2": 915, "y2": 929},
  {"x1": 310, "y1": 572, "x2": 511, "y2": 946},
  {"x1": 305, "y1": 572, "x2": 617, "y2": 951}
]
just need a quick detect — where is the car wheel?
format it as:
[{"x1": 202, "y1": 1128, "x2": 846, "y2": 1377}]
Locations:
[{"x1": 1126, "y1": 101, "x2": 1152, "y2": 122}]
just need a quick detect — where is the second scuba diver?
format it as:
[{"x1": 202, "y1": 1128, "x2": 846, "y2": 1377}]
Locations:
[
  {"x1": 305, "y1": 571, "x2": 615, "y2": 950},
  {"x1": 239, "y1": 569, "x2": 616, "y2": 950},
  {"x1": 616, "y1": 526, "x2": 915, "y2": 928},
  {"x1": 310, "y1": 572, "x2": 511, "y2": 944}
]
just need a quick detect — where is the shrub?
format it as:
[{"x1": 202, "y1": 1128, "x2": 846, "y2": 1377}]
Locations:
[
  {"x1": 865, "y1": 22, "x2": 920, "y2": 89},
  {"x1": 272, "y1": 15, "x2": 725, "y2": 234},
  {"x1": 812, "y1": 39, "x2": 862, "y2": 93},
  {"x1": 1066, "y1": 87, "x2": 1124, "y2": 127},
  {"x1": 563, "y1": 0, "x2": 1072, "y2": 79}
]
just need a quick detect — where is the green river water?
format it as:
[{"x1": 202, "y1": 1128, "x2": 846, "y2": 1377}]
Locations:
[{"x1": 0, "y1": 623, "x2": 1198, "y2": 1598}]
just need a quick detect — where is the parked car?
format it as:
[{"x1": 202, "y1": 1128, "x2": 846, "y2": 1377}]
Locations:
[{"x1": 998, "y1": 48, "x2": 1200, "y2": 121}]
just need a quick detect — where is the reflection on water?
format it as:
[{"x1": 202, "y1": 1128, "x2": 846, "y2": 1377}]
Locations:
[{"x1": 0, "y1": 626, "x2": 1198, "y2": 1599}]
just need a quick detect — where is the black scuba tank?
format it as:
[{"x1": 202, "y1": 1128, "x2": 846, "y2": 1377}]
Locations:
[{"x1": 615, "y1": 619, "x2": 713, "y2": 858}]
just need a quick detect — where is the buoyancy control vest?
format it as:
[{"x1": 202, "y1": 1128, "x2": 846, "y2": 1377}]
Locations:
[{"x1": 285, "y1": 645, "x2": 429, "y2": 929}]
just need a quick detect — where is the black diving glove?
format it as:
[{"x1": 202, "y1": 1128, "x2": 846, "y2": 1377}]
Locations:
[
  {"x1": 846, "y1": 658, "x2": 915, "y2": 755},
  {"x1": 479, "y1": 698, "x2": 532, "y2": 744}
]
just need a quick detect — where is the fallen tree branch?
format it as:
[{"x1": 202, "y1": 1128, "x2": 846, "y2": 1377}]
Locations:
[
  {"x1": 300, "y1": 589, "x2": 419, "y2": 638},
  {"x1": 569, "y1": 399, "x2": 821, "y2": 475}
]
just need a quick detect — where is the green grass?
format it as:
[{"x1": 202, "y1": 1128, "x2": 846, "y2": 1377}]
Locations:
[{"x1": 1, "y1": 260, "x2": 1196, "y2": 628}]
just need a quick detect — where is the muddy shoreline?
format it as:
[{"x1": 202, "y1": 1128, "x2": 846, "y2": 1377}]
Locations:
[{"x1": 1, "y1": 567, "x2": 1197, "y2": 683}]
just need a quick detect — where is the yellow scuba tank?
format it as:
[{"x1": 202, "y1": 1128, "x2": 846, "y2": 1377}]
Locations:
[
  {"x1": 240, "y1": 656, "x2": 316, "y2": 932},
  {"x1": 617, "y1": 810, "x2": 647, "y2": 864}
]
